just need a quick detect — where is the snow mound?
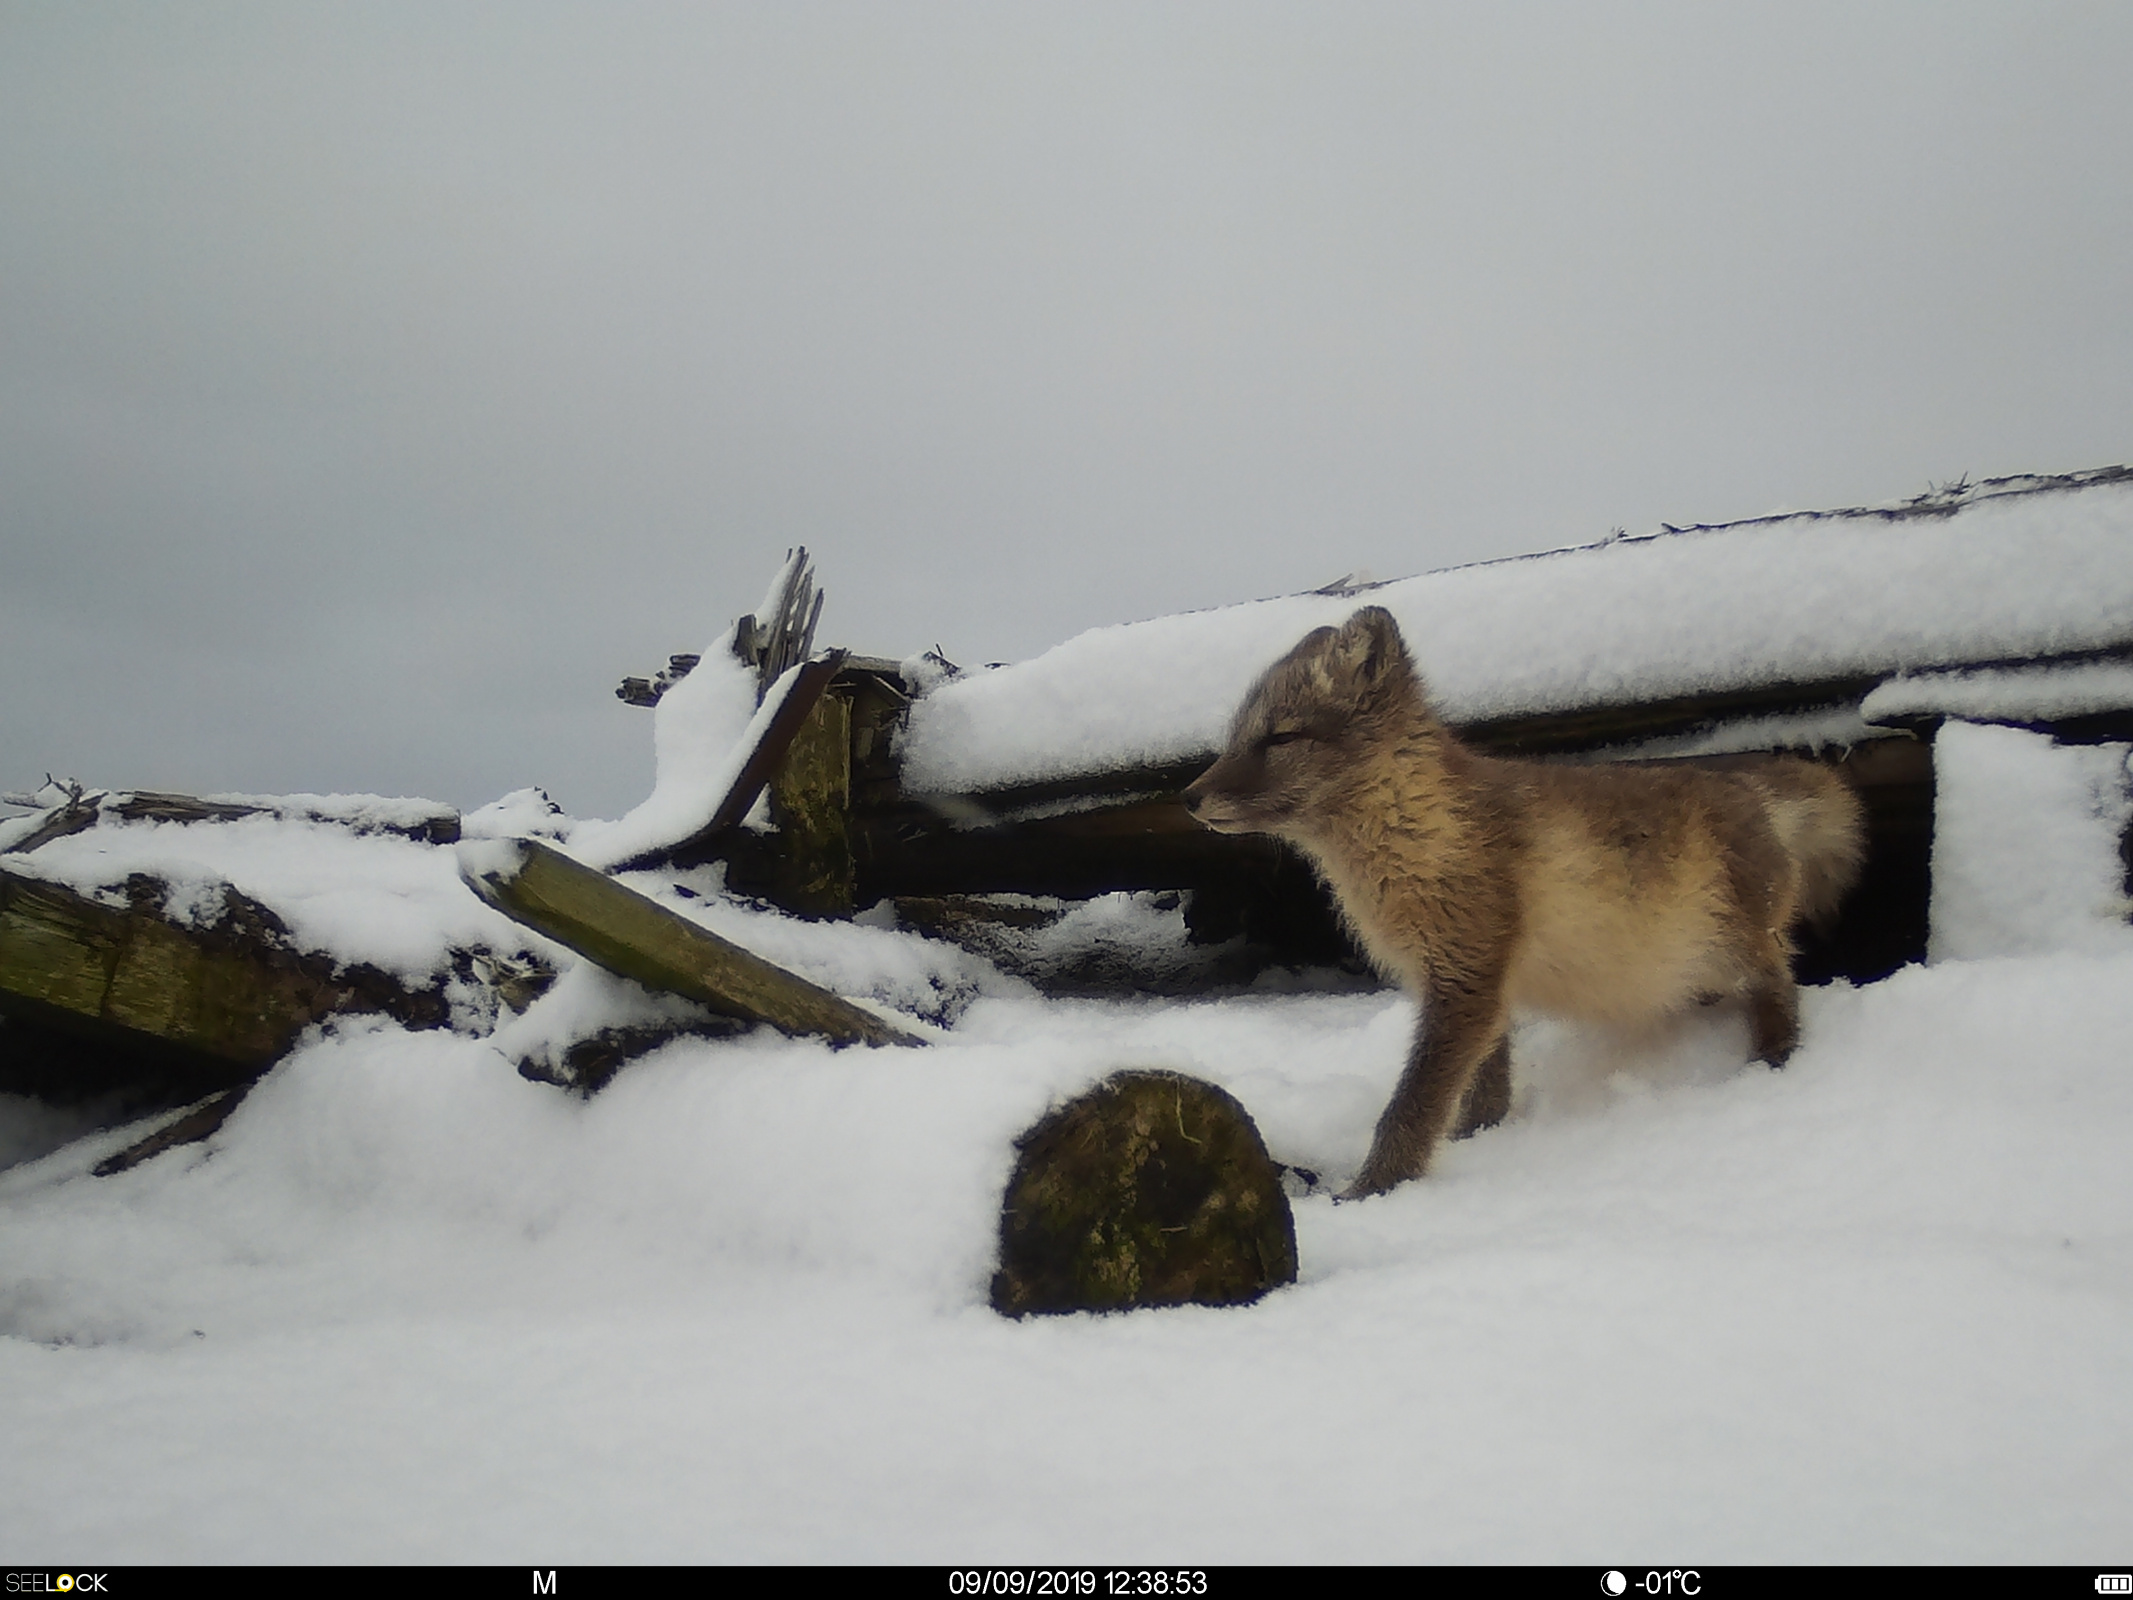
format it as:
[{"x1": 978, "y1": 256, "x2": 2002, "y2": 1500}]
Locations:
[{"x1": 1927, "y1": 721, "x2": 2133, "y2": 961}]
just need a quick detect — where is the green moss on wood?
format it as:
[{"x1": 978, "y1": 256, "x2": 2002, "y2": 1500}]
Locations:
[
  {"x1": 992, "y1": 1070, "x2": 1298, "y2": 1316},
  {"x1": 0, "y1": 871, "x2": 351, "y2": 1067},
  {"x1": 769, "y1": 688, "x2": 856, "y2": 917}
]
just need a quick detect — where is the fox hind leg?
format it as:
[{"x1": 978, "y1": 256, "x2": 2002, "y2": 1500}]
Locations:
[
  {"x1": 1747, "y1": 978, "x2": 1799, "y2": 1066},
  {"x1": 1743, "y1": 928, "x2": 1800, "y2": 1066}
]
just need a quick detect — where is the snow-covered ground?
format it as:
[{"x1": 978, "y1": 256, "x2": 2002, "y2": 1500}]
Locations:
[
  {"x1": 6, "y1": 483, "x2": 2133, "y2": 1559},
  {"x1": 4, "y1": 883, "x2": 2130, "y2": 1561}
]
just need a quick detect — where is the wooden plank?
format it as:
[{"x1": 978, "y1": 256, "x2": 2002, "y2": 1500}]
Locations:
[
  {"x1": 0, "y1": 869, "x2": 355, "y2": 1068},
  {"x1": 618, "y1": 650, "x2": 853, "y2": 874},
  {"x1": 458, "y1": 837, "x2": 920, "y2": 1047},
  {"x1": 5, "y1": 790, "x2": 461, "y2": 851},
  {"x1": 701, "y1": 651, "x2": 849, "y2": 840},
  {"x1": 93, "y1": 1083, "x2": 256, "y2": 1177},
  {"x1": 108, "y1": 791, "x2": 463, "y2": 843},
  {"x1": 2, "y1": 797, "x2": 103, "y2": 856},
  {"x1": 766, "y1": 686, "x2": 856, "y2": 916}
]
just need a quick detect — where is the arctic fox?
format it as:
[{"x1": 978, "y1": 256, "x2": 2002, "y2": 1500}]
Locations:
[{"x1": 1183, "y1": 606, "x2": 1865, "y2": 1199}]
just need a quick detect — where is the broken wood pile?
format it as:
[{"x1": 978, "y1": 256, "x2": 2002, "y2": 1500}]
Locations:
[
  {"x1": 614, "y1": 540, "x2": 2133, "y2": 990},
  {"x1": 619, "y1": 641, "x2": 1952, "y2": 982},
  {"x1": 0, "y1": 735, "x2": 920, "y2": 1171},
  {"x1": 13, "y1": 488, "x2": 2133, "y2": 1192},
  {"x1": 0, "y1": 838, "x2": 460, "y2": 1175},
  {"x1": 0, "y1": 786, "x2": 469, "y2": 1106}
]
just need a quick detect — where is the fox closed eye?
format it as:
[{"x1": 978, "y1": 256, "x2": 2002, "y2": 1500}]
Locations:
[{"x1": 1261, "y1": 729, "x2": 1311, "y2": 750}]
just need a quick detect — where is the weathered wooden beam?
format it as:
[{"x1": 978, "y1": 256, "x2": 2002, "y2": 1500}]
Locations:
[
  {"x1": 4, "y1": 790, "x2": 461, "y2": 851},
  {"x1": 765, "y1": 685, "x2": 856, "y2": 916},
  {"x1": 1458, "y1": 677, "x2": 1889, "y2": 756},
  {"x1": 852, "y1": 809, "x2": 1290, "y2": 901},
  {"x1": 107, "y1": 792, "x2": 263, "y2": 825},
  {"x1": 620, "y1": 650, "x2": 854, "y2": 875},
  {"x1": 704, "y1": 651, "x2": 849, "y2": 840},
  {"x1": 0, "y1": 868, "x2": 362, "y2": 1069},
  {"x1": 458, "y1": 837, "x2": 920, "y2": 1047},
  {"x1": 2, "y1": 795, "x2": 105, "y2": 856},
  {"x1": 109, "y1": 791, "x2": 463, "y2": 843}
]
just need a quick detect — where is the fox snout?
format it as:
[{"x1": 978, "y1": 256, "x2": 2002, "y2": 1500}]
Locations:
[
  {"x1": 1181, "y1": 770, "x2": 1228, "y2": 827},
  {"x1": 1182, "y1": 757, "x2": 1270, "y2": 835}
]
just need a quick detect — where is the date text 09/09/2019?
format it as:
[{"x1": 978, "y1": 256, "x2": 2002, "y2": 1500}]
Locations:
[{"x1": 949, "y1": 1572, "x2": 1209, "y2": 1596}]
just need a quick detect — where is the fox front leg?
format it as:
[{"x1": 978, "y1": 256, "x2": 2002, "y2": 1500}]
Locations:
[
  {"x1": 1344, "y1": 980, "x2": 1509, "y2": 1199},
  {"x1": 1452, "y1": 1034, "x2": 1511, "y2": 1138}
]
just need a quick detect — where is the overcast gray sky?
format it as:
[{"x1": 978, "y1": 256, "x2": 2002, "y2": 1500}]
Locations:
[{"x1": 4, "y1": 2, "x2": 2129, "y2": 817}]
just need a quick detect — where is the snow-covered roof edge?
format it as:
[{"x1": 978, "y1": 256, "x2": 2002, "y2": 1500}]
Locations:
[{"x1": 899, "y1": 467, "x2": 2133, "y2": 794}]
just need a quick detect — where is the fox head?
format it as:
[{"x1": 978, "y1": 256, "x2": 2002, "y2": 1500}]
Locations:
[{"x1": 1183, "y1": 605, "x2": 1424, "y2": 840}]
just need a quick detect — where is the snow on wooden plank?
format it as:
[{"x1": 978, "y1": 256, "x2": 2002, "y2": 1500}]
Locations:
[
  {"x1": 0, "y1": 866, "x2": 428, "y2": 1072},
  {"x1": 1, "y1": 788, "x2": 463, "y2": 851},
  {"x1": 899, "y1": 468, "x2": 2133, "y2": 794},
  {"x1": 1862, "y1": 658, "x2": 2133, "y2": 733},
  {"x1": 458, "y1": 837, "x2": 920, "y2": 1048}
]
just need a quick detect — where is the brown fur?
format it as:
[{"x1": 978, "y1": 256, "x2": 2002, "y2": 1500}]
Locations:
[{"x1": 1182, "y1": 606, "x2": 1867, "y2": 1199}]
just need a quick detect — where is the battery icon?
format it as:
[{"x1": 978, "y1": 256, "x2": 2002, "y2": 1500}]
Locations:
[{"x1": 2095, "y1": 1577, "x2": 2131, "y2": 1594}]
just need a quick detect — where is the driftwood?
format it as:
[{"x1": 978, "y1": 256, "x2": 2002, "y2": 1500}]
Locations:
[
  {"x1": 459, "y1": 836, "x2": 920, "y2": 1047},
  {"x1": 992, "y1": 1070, "x2": 1298, "y2": 1316}
]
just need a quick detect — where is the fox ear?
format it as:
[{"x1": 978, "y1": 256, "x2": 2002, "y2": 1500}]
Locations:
[{"x1": 1327, "y1": 606, "x2": 1406, "y2": 696}]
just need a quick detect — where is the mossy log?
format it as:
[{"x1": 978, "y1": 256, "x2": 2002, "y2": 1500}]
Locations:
[
  {"x1": 458, "y1": 836, "x2": 920, "y2": 1047},
  {"x1": 992, "y1": 1070, "x2": 1298, "y2": 1316}
]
